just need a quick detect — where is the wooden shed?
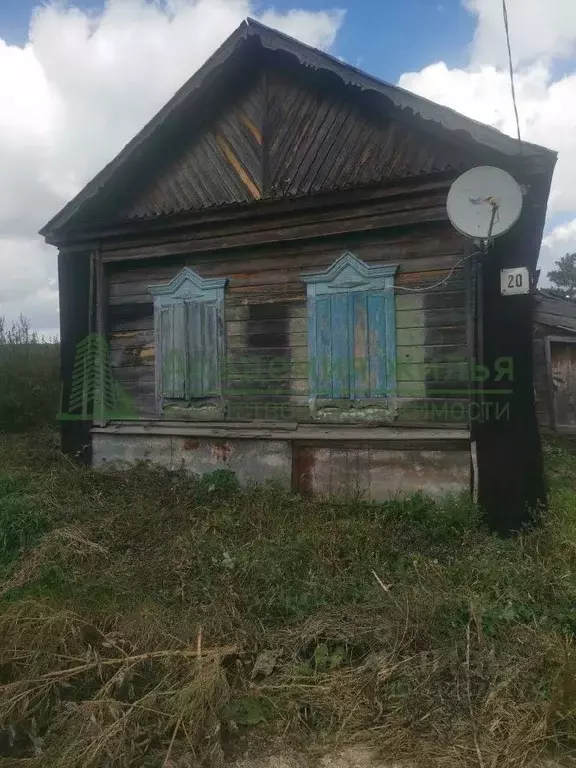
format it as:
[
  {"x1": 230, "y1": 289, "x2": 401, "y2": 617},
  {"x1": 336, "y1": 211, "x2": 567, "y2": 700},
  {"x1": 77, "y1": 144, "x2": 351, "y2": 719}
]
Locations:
[
  {"x1": 534, "y1": 291, "x2": 576, "y2": 433},
  {"x1": 41, "y1": 20, "x2": 557, "y2": 531}
]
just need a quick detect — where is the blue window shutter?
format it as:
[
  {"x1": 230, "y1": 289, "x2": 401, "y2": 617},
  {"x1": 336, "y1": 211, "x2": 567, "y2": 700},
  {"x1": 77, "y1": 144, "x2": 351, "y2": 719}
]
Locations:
[
  {"x1": 367, "y1": 291, "x2": 395, "y2": 397},
  {"x1": 330, "y1": 293, "x2": 351, "y2": 398},
  {"x1": 351, "y1": 291, "x2": 370, "y2": 398},
  {"x1": 303, "y1": 252, "x2": 398, "y2": 405},
  {"x1": 149, "y1": 267, "x2": 228, "y2": 409},
  {"x1": 186, "y1": 300, "x2": 222, "y2": 398},
  {"x1": 159, "y1": 303, "x2": 186, "y2": 399},
  {"x1": 313, "y1": 295, "x2": 333, "y2": 398}
]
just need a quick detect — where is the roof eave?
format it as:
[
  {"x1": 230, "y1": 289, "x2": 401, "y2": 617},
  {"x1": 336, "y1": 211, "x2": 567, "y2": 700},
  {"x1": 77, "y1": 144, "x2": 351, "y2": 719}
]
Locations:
[{"x1": 246, "y1": 17, "x2": 556, "y2": 163}]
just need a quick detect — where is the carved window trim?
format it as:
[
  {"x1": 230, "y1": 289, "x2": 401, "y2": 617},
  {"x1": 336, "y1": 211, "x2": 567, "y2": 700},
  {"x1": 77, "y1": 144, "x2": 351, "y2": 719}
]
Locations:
[
  {"x1": 149, "y1": 267, "x2": 228, "y2": 420},
  {"x1": 302, "y1": 252, "x2": 399, "y2": 424}
]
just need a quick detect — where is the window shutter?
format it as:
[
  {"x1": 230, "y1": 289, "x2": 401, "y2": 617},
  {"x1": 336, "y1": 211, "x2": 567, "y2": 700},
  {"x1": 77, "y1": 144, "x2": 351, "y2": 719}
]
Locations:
[
  {"x1": 303, "y1": 253, "x2": 398, "y2": 409},
  {"x1": 150, "y1": 267, "x2": 228, "y2": 411},
  {"x1": 351, "y1": 291, "x2": 371, "y2": 398},
  {"x1": 329, "y1": 293, "x2": 351, "y2": 399},
  {"x1": 312, "y1": 295, "x2": 333, "y2": 398},
  {"x1": 186, "y1": 300, "x2": 223, "y2": 398},
  {"x1": 159, "y1": 303, "x2": 187, "y2": 399},
  {"x1": 367, "y1": 291, "x2": 391, "y2": 398},
  {"x1": 310, "y1": 290, "x2": 395, "y2": 401},
  {"x1": 312, "y1": 292, "x2": 370, "y2": 400}
]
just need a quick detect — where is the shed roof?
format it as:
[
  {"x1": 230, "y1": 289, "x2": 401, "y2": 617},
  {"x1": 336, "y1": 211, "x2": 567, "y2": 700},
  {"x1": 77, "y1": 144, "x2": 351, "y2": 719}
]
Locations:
[
  {"x1": 535, "y1": 290, "x2": 576, "y2": 334},
  {"x1": 40, "y1": 18, "x2": 557, "y2": 242}
]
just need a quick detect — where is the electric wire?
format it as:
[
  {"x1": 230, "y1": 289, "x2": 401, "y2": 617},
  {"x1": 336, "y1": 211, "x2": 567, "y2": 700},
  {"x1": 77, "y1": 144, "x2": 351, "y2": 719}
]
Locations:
[
  {"x1": 502, "y1": 0, "x2": 523, "y2": 154},
  {"x1": 395, "y1": 203, "x2": 498, "y2": 293},
  {"x1": 393, "y1": 3, "x2": 520, "y2": 295},
  {"x1": 394, "y1": 251, "x2": 476, "y2": 293}
]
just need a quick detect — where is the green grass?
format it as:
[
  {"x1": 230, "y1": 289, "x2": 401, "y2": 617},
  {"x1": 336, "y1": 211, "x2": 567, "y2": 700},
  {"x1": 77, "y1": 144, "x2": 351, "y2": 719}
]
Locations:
[{"x1": 0, "y1": 431, "x2": 575, "y2": 767}]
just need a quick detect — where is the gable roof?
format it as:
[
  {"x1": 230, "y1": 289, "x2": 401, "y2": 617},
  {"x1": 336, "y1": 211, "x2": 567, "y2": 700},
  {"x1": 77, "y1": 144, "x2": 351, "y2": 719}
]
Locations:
[
  {"x1": 40, "y1": 18, "x2": 557, "y2": 242},
  {"x1": 118, "y1": 68, "x2": 476, "y2": 222}
]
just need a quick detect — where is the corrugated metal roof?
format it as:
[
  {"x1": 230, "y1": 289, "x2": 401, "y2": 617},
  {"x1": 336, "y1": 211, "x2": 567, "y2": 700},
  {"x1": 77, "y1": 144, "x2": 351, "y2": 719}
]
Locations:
[
  {"x1": 40, "y1": 18, "x2": 557, "y2": 242},
  {"x1": 535, "y1": 291, "x2": 576, "y2": 333},
  {"x1": 119, "y1": 67, "x2": 471, "y2": 221}
]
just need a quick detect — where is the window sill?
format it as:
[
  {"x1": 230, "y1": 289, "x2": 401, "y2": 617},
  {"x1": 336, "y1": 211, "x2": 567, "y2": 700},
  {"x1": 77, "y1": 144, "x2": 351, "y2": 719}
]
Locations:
[
  {"x1": 92, "y1": 421, "x2": 470, "y2": 443},
  {"x1": 162, "y1": 399, "x2": 224, "y2": 421},
  {"x1": 311, "y1": 398, "x2": 397, "y2": 425}
]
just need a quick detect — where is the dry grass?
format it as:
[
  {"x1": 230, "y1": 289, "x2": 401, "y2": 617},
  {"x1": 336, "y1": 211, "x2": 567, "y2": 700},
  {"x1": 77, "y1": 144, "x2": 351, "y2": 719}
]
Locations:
[{"x1": 0, "y1": 432, "x2": 575, "y2": 766}]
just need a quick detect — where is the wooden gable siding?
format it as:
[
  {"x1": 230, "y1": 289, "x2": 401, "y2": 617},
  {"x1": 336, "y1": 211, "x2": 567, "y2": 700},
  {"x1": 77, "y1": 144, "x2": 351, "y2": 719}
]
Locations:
[
  {"x1": 265, "y1": 70, "x2": 469, "y2": 199},
  {"x1": 105, "y1": 225, "x2": 470, "y2": 426},
  {"x1": 122, "y1": 75, "x2": 265, "y2": 219},
  {"x1": 118, "y1": 69, "x2": 471, "y2": 222}
]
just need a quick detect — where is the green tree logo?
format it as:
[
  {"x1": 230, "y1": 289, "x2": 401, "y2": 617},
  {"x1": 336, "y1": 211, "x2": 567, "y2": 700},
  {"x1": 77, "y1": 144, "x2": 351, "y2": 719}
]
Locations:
[{"x1": 60, "y1": 334, "x2": 137, "y2": 421}]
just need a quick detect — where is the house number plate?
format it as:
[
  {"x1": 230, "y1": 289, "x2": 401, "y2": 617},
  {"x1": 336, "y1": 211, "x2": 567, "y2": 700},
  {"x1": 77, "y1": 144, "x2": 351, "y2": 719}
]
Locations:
[{"x1": 500, "y1": 267, "x2": 530, "y2": 296}]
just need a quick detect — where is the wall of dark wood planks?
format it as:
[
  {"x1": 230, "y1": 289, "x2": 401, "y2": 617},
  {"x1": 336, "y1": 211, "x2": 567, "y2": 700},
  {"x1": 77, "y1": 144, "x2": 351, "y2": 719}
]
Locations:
[{"x1": 104, "y1": 212, "x2": 471, "y2": 427}]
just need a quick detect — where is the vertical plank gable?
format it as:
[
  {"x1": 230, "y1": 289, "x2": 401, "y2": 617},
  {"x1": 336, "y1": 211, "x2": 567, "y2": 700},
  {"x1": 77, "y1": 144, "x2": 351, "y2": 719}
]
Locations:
[{"x1": 116, "y1": 68, "x2": 473, "y2": 222}]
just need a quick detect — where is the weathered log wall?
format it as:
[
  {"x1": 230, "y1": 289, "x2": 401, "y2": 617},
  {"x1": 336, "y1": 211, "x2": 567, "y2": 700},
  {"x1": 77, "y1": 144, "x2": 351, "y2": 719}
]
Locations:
[{"x1": 104, "y1": 219, "x2": 471, "y2": 427}]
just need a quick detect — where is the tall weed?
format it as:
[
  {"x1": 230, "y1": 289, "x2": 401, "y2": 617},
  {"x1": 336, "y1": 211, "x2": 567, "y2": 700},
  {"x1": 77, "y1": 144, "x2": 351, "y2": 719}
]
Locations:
[{"x1": 0, "y1": 315, "x2": 60, "y2": 431}]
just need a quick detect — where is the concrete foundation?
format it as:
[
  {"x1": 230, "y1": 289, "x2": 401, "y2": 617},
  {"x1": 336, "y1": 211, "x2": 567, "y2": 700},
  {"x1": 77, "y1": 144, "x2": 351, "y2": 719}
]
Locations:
[
  {"x1": 295, "y1": 445, "x2": 470, "y2": 498},
  {"x1": 92, "y1": 432, "x2": 470, "y2": 499}
]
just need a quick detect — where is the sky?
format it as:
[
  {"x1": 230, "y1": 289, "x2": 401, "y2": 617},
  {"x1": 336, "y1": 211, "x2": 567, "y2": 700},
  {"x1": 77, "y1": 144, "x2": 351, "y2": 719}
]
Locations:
[{"x1": 1, "y1": 0, "x2": 576, "y2": 336}]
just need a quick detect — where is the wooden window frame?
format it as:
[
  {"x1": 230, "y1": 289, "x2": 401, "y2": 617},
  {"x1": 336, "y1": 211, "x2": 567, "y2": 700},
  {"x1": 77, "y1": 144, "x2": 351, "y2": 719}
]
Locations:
[
  {"x1": 302, "y1": 252, "x2": 399, "y2": 424},
  {"x1": 149, "y1": 267, "x2": 228, "y2": 420}
]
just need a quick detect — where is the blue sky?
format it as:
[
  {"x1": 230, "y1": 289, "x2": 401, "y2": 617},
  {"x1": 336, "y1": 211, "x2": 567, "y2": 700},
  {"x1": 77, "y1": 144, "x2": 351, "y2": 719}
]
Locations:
[
  {"x1": 0, "y1": 0, "x2": 575, "y2": 334},
  {"x1": 0, "y1": 0, "x2": 476, "y2": 80}
]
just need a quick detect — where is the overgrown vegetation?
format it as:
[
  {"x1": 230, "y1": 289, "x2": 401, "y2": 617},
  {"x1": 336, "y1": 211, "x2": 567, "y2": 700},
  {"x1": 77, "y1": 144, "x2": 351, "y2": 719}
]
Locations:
[
  {"x1": 0, "y1": 316, "x2": 60, "y2": 432},
  {"x1": 0, "y1": 433, "x2": 575, "y2": 766}
]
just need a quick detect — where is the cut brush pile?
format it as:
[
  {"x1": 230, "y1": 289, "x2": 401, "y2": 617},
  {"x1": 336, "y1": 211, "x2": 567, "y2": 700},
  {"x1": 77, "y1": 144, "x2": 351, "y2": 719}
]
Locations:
[{"x1": 0, "y1": 432, "x2": 576, "y2": 767}]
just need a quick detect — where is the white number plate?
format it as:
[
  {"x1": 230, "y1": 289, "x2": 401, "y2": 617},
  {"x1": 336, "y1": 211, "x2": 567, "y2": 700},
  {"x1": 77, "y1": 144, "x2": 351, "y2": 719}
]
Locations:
[{"x1": 500, "y1": 267, "x2": 530, "y2": 296}]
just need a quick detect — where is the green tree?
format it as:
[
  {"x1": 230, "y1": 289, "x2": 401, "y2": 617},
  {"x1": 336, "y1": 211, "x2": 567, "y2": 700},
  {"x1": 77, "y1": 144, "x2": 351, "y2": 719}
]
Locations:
[{"x1": 547, "y1": 253, "x2": 576, "y2": 300}]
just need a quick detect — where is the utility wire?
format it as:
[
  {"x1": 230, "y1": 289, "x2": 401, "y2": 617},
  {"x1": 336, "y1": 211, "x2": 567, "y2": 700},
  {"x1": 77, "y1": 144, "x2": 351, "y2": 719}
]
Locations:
[
  {"x1": 502, "y1": 0, "x2": 523, "y2": 154},
  {"x1": 396, "y1": 204, "x2": 498, "y2": 293},
  {"x1": 397, "y1": 6, "x2": 520, "y2": 295},
  {"x1": 394, "y1": 251, "x2": 477, "y2": 293}
]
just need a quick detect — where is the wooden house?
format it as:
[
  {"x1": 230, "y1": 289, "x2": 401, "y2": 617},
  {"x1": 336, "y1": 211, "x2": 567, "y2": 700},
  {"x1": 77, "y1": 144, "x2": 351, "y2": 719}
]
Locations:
[
  {"x1": 40, "y1": 20, "x2": 557, "y2": 531},
  {"x1": 534, "y1": 291, "x2": 576, "y2": 433}
]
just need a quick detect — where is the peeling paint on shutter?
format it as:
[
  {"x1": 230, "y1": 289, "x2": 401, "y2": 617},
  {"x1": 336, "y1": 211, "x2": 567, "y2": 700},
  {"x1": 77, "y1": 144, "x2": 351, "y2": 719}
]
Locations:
[
  {"x1": 159, "y1": 303, "x2": 186, "y2": 399},
  {"x1": 352, "y1": 291, "x2": 370, "y2": 398},
  {"x1": 186, "y1": 300, "x2": 222, "y2": 398},
  {"x1": 314, "y1": 295, "x2": 332, "y2": 398},
  {"x1": 304, "y1": 254, "x2": 398, "y2": 405},
  {"x1": 149, "y1": 267, "x2": 228, "y2": 411}
]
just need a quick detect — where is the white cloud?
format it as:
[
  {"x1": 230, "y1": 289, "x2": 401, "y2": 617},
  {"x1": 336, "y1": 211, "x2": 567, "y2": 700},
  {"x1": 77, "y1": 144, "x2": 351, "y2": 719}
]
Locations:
[
  {"x1": 466, "y1": 0, "x2": 576, "y2": 66},
  {"x1": 399, "y1": 0, "x2": 576, "y2": 280},
  {"x1": 4, "y1": 0, "x2": 576, "y2": 333},
  {"x1": 0, "y1": 0, "x2": 344, "y2": 335},
  {"x1": 541, "y1": 219, "x2": 576, "y2": 281},
  {"x1": 0, "y1": 237, "x2": 59, "y2": 339},
  {"x1": 399, "y1": 62, "x2": 576, "y2": 216}
]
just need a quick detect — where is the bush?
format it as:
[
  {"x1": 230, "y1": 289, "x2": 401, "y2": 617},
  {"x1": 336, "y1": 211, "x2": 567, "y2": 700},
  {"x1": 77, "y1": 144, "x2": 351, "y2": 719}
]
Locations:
[{"x1": 0, "y1": 315, "x2": 60, "y2": 431}]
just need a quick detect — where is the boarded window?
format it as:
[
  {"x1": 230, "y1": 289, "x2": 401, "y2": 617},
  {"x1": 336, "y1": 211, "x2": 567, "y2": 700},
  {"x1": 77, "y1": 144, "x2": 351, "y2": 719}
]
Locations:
[
  {"x1": 302, "y1": 252, "x2": 398, "y2": 404},
  {"x1": 149, "y1": 268, "x2": 227, "y2": 407}
]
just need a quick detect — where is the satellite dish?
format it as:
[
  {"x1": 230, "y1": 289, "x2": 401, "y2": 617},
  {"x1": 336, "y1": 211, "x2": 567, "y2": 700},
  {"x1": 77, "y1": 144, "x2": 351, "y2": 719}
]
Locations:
[{"x1": 447, "y1": 166, "x2": 523, "y2": 240}]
